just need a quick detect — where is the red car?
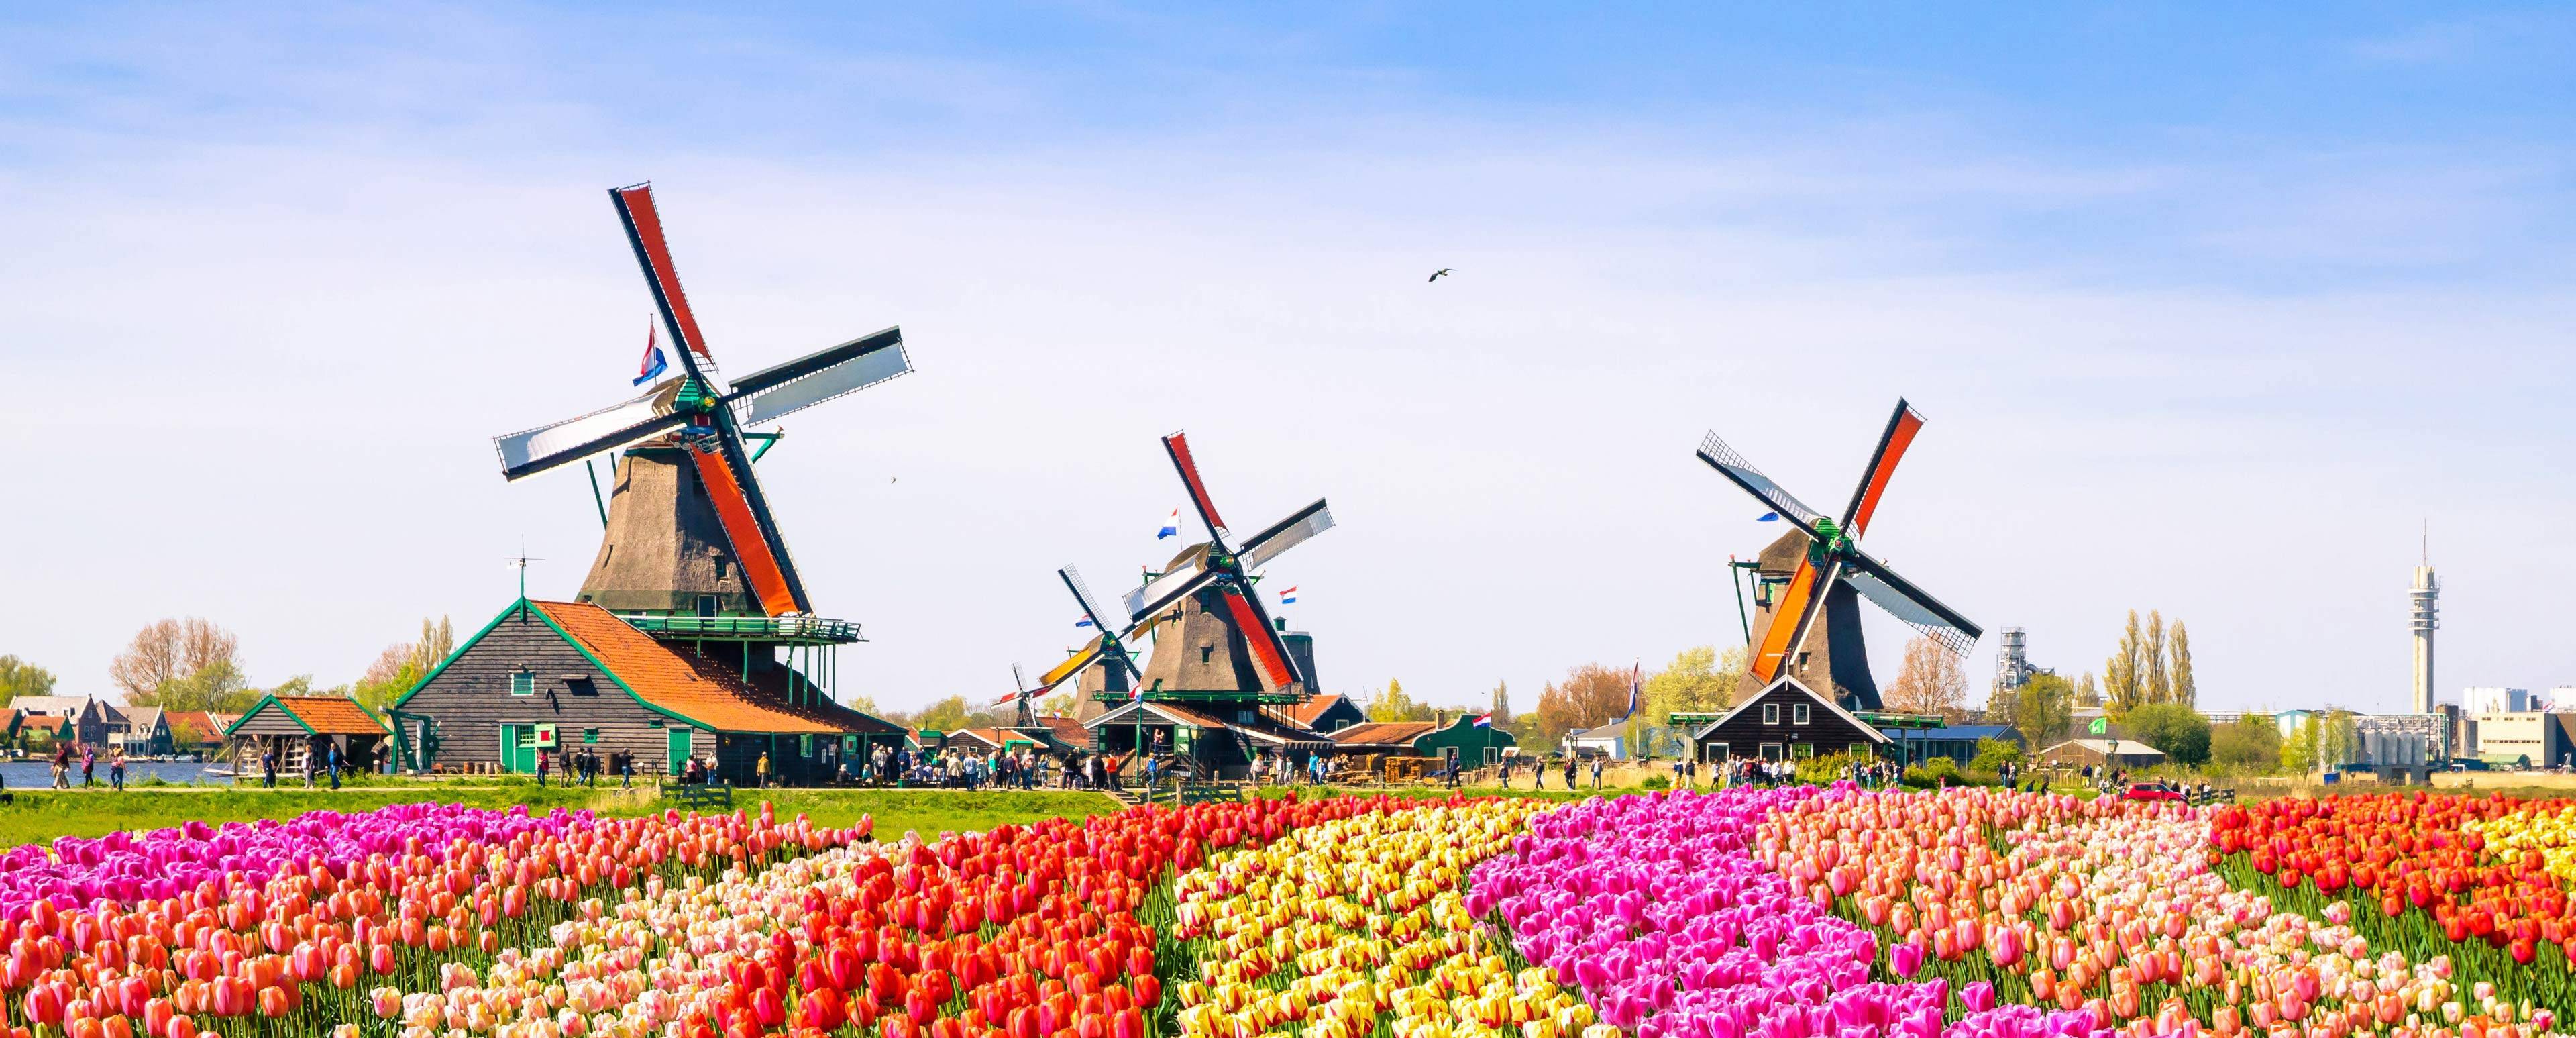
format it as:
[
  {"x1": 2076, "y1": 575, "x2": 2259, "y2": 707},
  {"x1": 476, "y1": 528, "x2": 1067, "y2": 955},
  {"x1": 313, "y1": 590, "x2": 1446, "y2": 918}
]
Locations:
[{"x1": 2121, "y1": 781, "x2": 2186, "y2": 802}]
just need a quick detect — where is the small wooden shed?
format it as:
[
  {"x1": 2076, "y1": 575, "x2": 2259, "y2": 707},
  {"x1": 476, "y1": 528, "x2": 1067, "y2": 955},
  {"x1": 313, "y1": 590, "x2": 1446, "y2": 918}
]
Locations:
[{"x1": 225, "y1": 695, "x2": 393, "y2": 773}]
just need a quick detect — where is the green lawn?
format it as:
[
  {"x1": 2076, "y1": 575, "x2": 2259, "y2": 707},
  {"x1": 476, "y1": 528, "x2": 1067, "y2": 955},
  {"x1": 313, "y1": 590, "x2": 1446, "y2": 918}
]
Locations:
[{"x1": 0, "y1": 785, "x2": 1120, "y2": 849}]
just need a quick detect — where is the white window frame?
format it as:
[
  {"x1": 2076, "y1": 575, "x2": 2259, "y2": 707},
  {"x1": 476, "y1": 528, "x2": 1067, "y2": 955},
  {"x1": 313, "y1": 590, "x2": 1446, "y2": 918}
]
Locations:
[
  {"x1": 1760, "y1": 741, "x2": 1785, "y2": 761},
  {"x1": 1794, "y1": 703, "x2": 1811, "y2": 725},
  {"x1": 1763, "y1": 703, "x2": 1780, "y2": 725},
  {"x1": 510, "y1": 672, "x2": 535, "y2": 697}
]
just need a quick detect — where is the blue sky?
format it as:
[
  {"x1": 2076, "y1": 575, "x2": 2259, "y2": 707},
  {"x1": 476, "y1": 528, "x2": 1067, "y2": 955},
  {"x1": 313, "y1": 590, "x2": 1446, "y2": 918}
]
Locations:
[{"x1": 6, "y1": 3, "x2": 2575, "y2": 714}]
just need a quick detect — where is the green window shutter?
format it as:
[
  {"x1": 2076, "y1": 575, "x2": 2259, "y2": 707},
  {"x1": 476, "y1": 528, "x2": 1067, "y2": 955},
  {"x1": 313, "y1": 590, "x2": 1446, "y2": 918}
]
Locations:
[{"x1": 583, "y1": 728, "x2": 600, "y2": 745}]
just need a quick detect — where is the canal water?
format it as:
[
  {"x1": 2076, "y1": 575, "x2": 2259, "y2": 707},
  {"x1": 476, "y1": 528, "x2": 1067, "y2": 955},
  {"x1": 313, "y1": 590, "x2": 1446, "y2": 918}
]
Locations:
[{"x1": 0, "y1": 760, "x2": 236, "y2": 788}]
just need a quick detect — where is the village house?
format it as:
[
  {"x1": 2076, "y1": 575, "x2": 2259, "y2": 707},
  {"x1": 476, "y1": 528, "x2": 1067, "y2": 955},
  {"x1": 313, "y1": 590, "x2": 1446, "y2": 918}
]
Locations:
[{"x1": 390, "y1": 599, "x2": 906, "y2": 786}]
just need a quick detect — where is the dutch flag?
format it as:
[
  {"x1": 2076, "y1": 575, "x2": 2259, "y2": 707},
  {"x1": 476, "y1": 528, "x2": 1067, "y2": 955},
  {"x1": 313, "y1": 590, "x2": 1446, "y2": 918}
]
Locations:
[
  {"x1": 1075, "y1": 615, "x2": 1095, "y2": 629},
  {"x1": 1471, "y1": 713, "x2": 1492, "y2": 729},
  {"x1": 1279, "y1": 586, "x2": 1298, "y2": 605},
  {"x1": 1157, "y1": 508, "x2": 1180, "y2": 539},
  {"x1": 633, "y1": 321, "x2": 669, "y2": 386}
]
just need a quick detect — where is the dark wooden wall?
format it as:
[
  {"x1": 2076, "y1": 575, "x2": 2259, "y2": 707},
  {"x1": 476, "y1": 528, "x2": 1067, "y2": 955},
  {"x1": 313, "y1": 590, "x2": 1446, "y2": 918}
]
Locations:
[
  {"x1": 1694, "y1": 684, "x2": 1883, "y2": 761},
  {"x1": 396, "y1": 609, "x2": 700, "y2": 777}
]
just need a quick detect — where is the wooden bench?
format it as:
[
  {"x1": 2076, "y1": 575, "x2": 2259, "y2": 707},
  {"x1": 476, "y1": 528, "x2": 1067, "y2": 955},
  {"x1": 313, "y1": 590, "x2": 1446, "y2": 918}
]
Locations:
[
  {"x1": 1175, "y1": 782, "x2": 1242, "y2": 805},
  {"x1": 661, "y1": 782, "x2": 734, "y2": 811}
]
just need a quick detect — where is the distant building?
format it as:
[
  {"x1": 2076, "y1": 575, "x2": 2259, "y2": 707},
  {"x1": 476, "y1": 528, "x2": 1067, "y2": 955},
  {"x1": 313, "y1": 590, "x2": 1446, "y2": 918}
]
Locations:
[
  {"x1": 1687, "y1": 678, "x2": 1892, "y2": 764},
  {"x1": 2040, "y1": 738, "x2": 2166, "y2": 770},
  {"x1": 10, "y1": 696, "x2": 119, "y2": 749},
  {"x1": 2471, "y1": 711, "x2": 2571, "y2": 770},
  {"x1": 1285, "y1": 694, "x2": 1366, "y2": 735},
  {"x1": 1878, "y1": 723, "x2": 2020, "y2": 766},
  {"x1": 2345, "y1": 714, "x2": 2441, "y2": 783},
  {"x1": 2410, "y1": 560, "x2": 2440, "y2": 714},
  {"x1": 2465, "y1": 687, "x2": 2532, "y2": 714},
  {"x1": 114, "y1": 707, "x2": 171, "y2": 756}
]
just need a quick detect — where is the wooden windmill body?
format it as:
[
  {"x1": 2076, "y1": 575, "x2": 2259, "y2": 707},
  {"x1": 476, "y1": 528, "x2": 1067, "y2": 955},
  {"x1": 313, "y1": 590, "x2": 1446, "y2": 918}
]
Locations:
[{"x1": 1699, "y1": 400, "x2": 1983, "y2": 715}]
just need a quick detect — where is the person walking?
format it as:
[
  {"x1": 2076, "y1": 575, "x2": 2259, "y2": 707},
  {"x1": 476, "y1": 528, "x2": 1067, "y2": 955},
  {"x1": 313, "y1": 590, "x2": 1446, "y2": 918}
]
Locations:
[
  {"x1": 1589, "y1": 754, "x2": 1603, "y2": 790},
  {"x1": 755, "y1": 751, "x2": 771, "y2": 789},
  {"x1": 109, "y1": 749, "x2": 126, "y2": 792},
  {"x1": 81, "y1": 747, "x2": 97, "y2": 788},
  {"x1": 51, "y1": 743, "x2": 71, "y2": 789},
  {"x1": 327, "y1": 743, "x2": 343, "y2": 790},
  {"x1": 260, "y1": 745, "x2": 278, "y2": 788},
  {"x1": 301, "y1": 746, "x2": 317, "y2": 789}
]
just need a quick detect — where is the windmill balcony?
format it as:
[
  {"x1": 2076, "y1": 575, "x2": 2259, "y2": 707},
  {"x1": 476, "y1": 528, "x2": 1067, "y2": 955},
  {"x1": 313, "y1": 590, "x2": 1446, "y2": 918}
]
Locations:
[{"x1": 618, "y1": 613, "x2": 865, "y2": 646}]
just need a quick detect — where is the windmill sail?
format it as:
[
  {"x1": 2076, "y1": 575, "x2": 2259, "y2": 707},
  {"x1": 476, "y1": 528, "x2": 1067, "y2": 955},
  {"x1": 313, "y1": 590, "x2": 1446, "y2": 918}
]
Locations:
[
  {"x1": 495, "y1": 386, "x2": 690, "y2": 480},
  {"x1": 1239, "y1": 499, "x2": 1335, "y2": 571},
  {"x1": 1839, "y1": 552, "x2": 1982, "y2": 657},
  {"x1": 1697, "y1": 432, "x2": 1829, "y2": 535},
  {"x1": 728, "y1": 328, "x2": 913, "y2": 426}
]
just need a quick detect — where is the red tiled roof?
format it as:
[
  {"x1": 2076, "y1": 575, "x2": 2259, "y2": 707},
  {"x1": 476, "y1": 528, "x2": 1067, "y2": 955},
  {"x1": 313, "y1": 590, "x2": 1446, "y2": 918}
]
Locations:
[
  {"x1": 1328, "y1": 721, "x2": 1438, "y2": 747},
  {"x1": 1287, "y1": 694, "x2": 1348, "y2": 728},
  {"x1": 269, "y1": 696, "x2": 391, "y2": 736},
  {"x1": 533, "y1": 601, "x2": 892, "y2": 735},
  {"x1": 1034, "y1": 715, "x2": 1087, "y2": 745}
]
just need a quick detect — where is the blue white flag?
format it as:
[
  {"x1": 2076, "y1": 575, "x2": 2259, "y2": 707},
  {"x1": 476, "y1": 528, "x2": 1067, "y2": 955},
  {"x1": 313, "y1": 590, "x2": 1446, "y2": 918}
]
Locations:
[
  {"x1": 633, "y1": 321, "x2": 669, "y2": 386},
  {"x1": 1075, "y1": 615, "x2": 1095, "y2": 629},
  {"x1": 1157, "y1": 508, "x2": 1180, "y2": 539},
  {"x1": 1471, "y1": 713, "x2": 1492, "y2": 729},
  {"x1": 1757, "y1": 511, "x2": 1780, "y2": 522},
  {"x1": 1278, "y1": 586, "x2": 1298, "y2": 605}
]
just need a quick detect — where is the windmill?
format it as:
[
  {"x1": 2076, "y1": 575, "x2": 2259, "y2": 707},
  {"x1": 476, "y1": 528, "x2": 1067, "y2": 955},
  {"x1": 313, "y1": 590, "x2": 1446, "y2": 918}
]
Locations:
[
  {"x1": 1696, "y1": 399, "x2": 1982, "y2": 711},
  {"x1": 1121, "y1": 431, "x2": 1335, "y2": 698},
  {"x1": 1032, "y1": 564, "x2": 1153, "y2": 703},
  {"x1": 492, "y1": 183, "x2": 912, "y2": 619},
  {"x1": 993, "y1": 664, "x2": 1051, "y2": 729}
]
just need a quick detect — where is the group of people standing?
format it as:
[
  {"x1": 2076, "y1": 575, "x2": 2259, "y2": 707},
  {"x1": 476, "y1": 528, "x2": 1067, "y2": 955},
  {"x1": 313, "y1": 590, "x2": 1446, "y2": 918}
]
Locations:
[
  {"x1": 252, "y1": 741, "x2": 351, "y2": 790},
  {"x1": 47, "y1": 743, "x2": 128, "y2": 790},
  {"x1": 1495, "y1": 752, "x2": 1609, "y2": 790},
  {"x1": 532, "y1": 747, "x2": 630, "y2": 787}
]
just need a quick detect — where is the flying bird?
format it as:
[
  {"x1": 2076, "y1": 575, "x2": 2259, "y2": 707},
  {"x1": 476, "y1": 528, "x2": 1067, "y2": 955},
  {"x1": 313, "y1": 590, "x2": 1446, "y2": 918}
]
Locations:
[{"x1": 1428, "y1": 268, "x2": 1455, "y2": 282}]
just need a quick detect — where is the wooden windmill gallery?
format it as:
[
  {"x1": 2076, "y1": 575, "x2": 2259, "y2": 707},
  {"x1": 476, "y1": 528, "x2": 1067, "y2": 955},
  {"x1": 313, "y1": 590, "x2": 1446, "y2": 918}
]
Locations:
[{"x1": 386, "y1": 183, "x2": 909, "y2": 786}]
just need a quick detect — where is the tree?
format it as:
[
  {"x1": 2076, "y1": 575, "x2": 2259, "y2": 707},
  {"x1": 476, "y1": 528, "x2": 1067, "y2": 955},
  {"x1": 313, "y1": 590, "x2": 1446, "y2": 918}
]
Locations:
[
  {"x1": 1530, "y1": 664, "x2": 1631, "y2": 749},
  {"x1": 912, "y1": 696, "x2": 973, "y2": 732},
  {"x1": 1036, "y1": 690, "x2": 1075, "y2": 717},
  {"x1": 0, "y1": 656, "x2": 56, "y2": 706},
  {"x1": 2143, "y1": 611, "x2": 2171, "y2": 705},
  {"x1": 1489, "y1": 681, "x2": 1512, "y2": 727},
  {"x1": 2104, "y1": 611, "x2": 2145, "y2": 717},
  {"x1": 2210, "y1": 712, "x2": 2279, "y2": 774},
  {"x1": 1884, "y1": 637, "x2": 1968, "y2": 720},
  {"x1": 1368, "y1": 679, "x2": 1434, "y2": 722},
  {"x1": 2011, "y1": 672, "x2": 2076, "y2": 743},
  {"x1": 150, "y1": 659, "x2": 258, "y2": 713},
  {"x1": 2169, "y1": 623, "x2": 2196, "y2": 706},
  {"x1": 2075, "y1": 672, "x2": 2102, "y2": 708},
  {"x1": 2123, "y1": 702, "x2": 2210, "y2": 766},
  {"x1": 110, "y1": 619, "x2": 240, "y2": 702},
  {"x1": 1643, "y1": 647, "x2": 1736, "y2": 725},
  {"x1": 169, "y1": 713, "x2": 219, "y2": 749}
]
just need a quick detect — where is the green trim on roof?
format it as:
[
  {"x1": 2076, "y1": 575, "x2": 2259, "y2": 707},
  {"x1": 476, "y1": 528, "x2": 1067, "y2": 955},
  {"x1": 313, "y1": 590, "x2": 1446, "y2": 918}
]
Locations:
[
  {"x1": 388, "y1": 598, "x2": 715, "y2": 732},
  {"x1": 223, "y1": 694, "x2": 315, "y2": 737}
]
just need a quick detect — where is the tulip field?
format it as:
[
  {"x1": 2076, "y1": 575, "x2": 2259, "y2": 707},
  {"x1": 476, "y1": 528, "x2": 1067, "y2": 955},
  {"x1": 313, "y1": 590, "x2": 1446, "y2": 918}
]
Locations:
[{"x1": 9, "y1": 787, "x2": 2576, "y2": 1038}]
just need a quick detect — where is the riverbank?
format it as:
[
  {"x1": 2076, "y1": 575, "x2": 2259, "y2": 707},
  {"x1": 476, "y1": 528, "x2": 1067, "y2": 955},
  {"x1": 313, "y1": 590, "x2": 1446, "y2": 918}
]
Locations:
[{"x1": 0, "y1": 786, "x2": 1122, "y2": 847}]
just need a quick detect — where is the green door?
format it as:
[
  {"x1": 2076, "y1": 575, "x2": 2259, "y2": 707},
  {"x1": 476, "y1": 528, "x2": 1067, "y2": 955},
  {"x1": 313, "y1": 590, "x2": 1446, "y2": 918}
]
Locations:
[
  {"x1": 667, "y1": 728, "x2": 693, "y2": 775},
  {"x1": 501, "y1": 725, "x2": 537, "y2": 774}
]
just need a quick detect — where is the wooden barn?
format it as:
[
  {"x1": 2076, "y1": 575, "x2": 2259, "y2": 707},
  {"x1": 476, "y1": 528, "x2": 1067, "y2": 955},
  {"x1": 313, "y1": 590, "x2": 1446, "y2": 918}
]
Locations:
[
  {"x1": 1688, "y1": 677, "x2": 1892, "y2": 763},
  {"x1": 1328, "y1": 715, "x2": 1518, "y2": 772},
  {"x1": 389, "y1": 599, "x2": 906, "y2": 786},
  {"x1": 224, "y1": 695, "x2": 394, "y2": 773},
  {"x1": 1285, "y1": 694, "x2": 1366, "y2": 735},
  {"x1": 1083, "y1": 700, "x2": 1329, "y2": 779}
]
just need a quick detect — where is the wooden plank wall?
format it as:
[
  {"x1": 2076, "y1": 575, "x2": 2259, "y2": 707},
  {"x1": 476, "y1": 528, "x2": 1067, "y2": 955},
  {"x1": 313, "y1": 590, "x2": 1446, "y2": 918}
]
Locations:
[
  {"x1": 1693, "y1": 684, "x2": 1882, "y2": 761},
  {"x1": 398, "y1": 609, "x2": 702, "y2": 777}
]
